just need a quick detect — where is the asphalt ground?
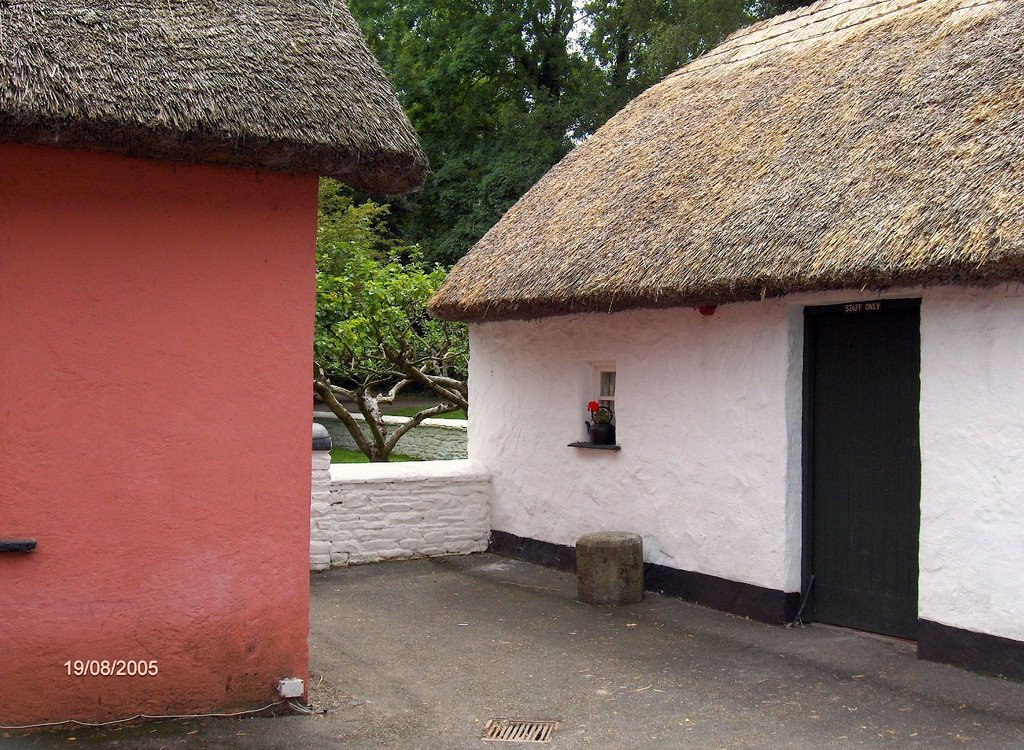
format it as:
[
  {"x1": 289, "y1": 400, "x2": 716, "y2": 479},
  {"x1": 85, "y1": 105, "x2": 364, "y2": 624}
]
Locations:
[{"x1": 6, "y1": 554, "x2": 1024, "y2": 749}]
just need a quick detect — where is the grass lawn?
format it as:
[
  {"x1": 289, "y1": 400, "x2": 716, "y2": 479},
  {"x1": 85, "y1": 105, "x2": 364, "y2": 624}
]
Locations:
[
  {"x1": 385, "y1": 406, "x2": 467, "y2": 420},
  {"x1": 330, "y1": 447, "x2": 421, "y2": 464}
]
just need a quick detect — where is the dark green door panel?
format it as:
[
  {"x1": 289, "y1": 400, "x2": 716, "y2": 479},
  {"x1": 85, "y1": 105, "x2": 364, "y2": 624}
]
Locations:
[{"x1": 804, "y1": 300, "x2": 921, "y2": 639}]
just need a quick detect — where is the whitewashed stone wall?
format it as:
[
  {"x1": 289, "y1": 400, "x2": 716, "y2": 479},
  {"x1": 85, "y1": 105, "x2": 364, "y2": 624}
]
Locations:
[
  {"x1": 314, "y1": 410, "x2": 467, "y2": 460},
  {"x1": 309, "y1": 447, "x2": 334, "y2": 570},
  {"x1": 310, "y1": 459, "x2": 490, "y2": 570}
]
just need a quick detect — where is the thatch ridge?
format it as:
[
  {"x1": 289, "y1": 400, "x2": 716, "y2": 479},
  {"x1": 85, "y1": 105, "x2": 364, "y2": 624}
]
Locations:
[
  {"x1": 0, "y1": 1, "x2": 427, "y2": 193},
  {"x1": 429, "y1": 0, "x2": 1023, "y2": 321}
]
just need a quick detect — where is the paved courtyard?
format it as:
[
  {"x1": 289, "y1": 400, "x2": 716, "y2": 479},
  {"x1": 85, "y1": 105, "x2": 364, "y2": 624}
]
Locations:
[{"x1": 7, "y1": 554, "x2": 1024, "y2": 748}]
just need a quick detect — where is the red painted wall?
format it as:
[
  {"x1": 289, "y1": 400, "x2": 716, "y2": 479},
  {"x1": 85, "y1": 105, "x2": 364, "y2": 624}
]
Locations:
[{"x1": 0, "y1": 143, "x2": 317, "y2": 725}]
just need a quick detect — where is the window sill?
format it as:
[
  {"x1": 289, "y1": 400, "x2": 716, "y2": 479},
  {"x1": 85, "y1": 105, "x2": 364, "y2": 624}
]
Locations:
[{"x1": 567, "y1": 442, "x2": 621, "y2": 451}]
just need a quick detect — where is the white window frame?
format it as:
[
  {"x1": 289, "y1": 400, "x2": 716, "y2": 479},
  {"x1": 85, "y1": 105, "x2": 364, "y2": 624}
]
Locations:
[{"x1": 591, "y1": 361, "x2": 616, "y2": 419}]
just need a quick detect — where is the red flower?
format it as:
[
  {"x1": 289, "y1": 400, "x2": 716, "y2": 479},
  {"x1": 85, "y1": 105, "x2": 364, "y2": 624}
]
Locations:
[{"x1": 587, "y1": 401, "x2": 600, "y2": 412}]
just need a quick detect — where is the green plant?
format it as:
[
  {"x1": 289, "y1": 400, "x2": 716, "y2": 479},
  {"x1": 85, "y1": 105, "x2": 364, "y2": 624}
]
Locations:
[{"x1": 587, "y1": 400, "x2": 613, "y2": 424}]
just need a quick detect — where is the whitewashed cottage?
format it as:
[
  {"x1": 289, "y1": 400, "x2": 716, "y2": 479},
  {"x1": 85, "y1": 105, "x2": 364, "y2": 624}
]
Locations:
[{"x1": 430, "y1": 0, "x2": 1024, "y2": 679}]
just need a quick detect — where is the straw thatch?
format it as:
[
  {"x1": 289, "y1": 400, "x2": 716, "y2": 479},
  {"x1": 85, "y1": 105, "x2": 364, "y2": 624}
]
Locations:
[
  {"x1": 430, "y1": 0, "x2": 1024, "y2": 321},
  {"x1": 0, "y1": 1, "x2": 426, "y2": 193}
]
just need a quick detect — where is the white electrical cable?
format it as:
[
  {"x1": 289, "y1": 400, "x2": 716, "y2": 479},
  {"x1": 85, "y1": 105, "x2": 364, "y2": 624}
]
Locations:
[
  {"x1": 0, "y1": 700, "x2": 293, "y2": 731},
  {"x1": 286, "y1": 700, "x2": 326, "y2": 715}
]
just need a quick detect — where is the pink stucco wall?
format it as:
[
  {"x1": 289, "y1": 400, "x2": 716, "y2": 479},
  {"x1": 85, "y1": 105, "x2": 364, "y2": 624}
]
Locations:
[{"x1": 0, "y1": 143, "x2": 317, "y2": 725}]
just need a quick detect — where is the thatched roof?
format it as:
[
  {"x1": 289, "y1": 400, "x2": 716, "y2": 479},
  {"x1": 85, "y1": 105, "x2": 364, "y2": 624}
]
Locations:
[
  {"x1": 0, "y1": 1, "x2": 426, "y2": 193},
  {"x1": 430, "y1": 0, "x2": 1024, "y2": 322}
]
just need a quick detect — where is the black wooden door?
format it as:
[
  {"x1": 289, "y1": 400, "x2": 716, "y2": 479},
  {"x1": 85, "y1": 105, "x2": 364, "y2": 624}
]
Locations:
[{"x1": 803, "y1": 300, "x2": 921, "y2": 639}]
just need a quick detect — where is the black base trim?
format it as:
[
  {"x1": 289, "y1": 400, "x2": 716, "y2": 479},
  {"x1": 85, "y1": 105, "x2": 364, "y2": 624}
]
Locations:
[
  {"x1": 918, "y1": 620, "x2": 1024, "y2": 681},
  {"x1": 488, "y1": 530, "x2": 798, "y2": 624},
  {"x1": 645, "y1": 563, "x2": 800, "y2": 625},
  {"x1": 489, "y1": 530, "x2": 576, "y2": 572}
]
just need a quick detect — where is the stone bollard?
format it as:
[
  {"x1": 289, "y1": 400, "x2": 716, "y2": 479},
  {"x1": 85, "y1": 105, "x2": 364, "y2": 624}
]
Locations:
[{"x1": 575, "y1": 532, "x2": 644, "y2": 606}]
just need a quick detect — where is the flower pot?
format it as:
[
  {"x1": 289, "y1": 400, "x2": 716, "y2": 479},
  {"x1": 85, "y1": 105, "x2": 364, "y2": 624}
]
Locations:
[{"x1": 586, "y1": 421, "x2": 616, "y2": 446}]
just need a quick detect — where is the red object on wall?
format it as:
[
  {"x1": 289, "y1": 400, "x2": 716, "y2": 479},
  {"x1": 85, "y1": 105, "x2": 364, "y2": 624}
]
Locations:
[
  {"x1": 698, "y1": 305, "x2": 717, "y2": 316},
  {"x1": 0, "y1": 143, "x2": 317, "y2": 725}
]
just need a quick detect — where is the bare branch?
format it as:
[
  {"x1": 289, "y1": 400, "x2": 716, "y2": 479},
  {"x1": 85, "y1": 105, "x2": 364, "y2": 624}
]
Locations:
[
  {"x1": 327, "y1": 383, "x2": 357, "y2": 401},
  {"x1": 378, "y1": 379, "x2": 412, "y2": 404},
  {"x1": 430, "y1": 376, "x2": 468, "y2": 393},
  {"x1": 354, "y1": 388, "x2": 388, "y2": 453},
  {"x1": 313, "y1": 378, "x2": 374, "y2": 458},
  {"x1": 400, "y1": 363, "x2": 469, "y2": 411},
  {"x1": 384, "y1": 402, "x2": 460, "y2": 453}
]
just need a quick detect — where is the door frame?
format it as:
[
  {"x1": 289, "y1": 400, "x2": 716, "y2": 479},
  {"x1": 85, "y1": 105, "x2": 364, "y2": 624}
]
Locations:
[{"x1": 800, "y1": 297, "x2": 921, "y2": 629}]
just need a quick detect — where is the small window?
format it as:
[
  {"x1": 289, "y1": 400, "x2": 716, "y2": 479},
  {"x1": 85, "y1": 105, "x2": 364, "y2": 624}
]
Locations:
[
  {"x1": 598, "y1": 370, "x2": 616, "y2": 413},
  {"x1": 571, "y1": 362, "x2": 620, "y2": 451},
  {"x1": 592, "y1": 362, "x2": 616, "y2": 417}
]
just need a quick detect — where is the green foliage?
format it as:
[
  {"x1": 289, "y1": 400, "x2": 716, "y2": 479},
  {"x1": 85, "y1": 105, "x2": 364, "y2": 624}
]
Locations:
[
  {"x1": 314, "y1": 179, "x2": 467, "y2": 385},
  {"x1": 347, "y1": 0, "x2": 808, "y2": 267},
  {"x1": 348, "y1": 0, "x2": 590, "y2": 266},
  {"x1": 330, "y1": 447, "x2": 421, "y2": 463},
  {"x1": 579, "y1": 0, "x2": 757, "y2": 123},
  {"x1": 386, "y1": 406, "x2": 467, "y2": 420}
]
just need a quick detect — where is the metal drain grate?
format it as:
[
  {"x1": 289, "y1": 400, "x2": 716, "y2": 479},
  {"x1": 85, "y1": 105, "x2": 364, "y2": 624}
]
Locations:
[{"x1": 482, "y1": 719, "x2": 559, "y2": 743}]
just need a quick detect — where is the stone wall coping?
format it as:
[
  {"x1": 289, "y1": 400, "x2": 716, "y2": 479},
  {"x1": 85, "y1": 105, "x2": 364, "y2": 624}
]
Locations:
[
  {"x1": 314, "y1": 410, "x2": 467, "y2": 431},
  {"x1": 329, "y1": 458, "x2": 489, "y2": 484}
]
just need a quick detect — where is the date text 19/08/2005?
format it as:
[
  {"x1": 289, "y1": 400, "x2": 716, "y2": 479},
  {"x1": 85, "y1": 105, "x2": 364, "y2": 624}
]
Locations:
[{"x1": 65, "y1": 660, "x2": 159, "y2": 676}]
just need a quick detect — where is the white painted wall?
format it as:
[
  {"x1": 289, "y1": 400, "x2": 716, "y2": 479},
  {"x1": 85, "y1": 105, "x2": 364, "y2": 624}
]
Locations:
[
  {"x1": 919, "y1": 286, "x2": 1024, "y2": 642},
  {"x1": 470, "y1": 285, "x2": 1024, "y2": 640},
  {"x1": 469, "y1": 301, "x2": 801, "y2": 592},
  {"x1": 309, "y1": 459, "x2": 490, "y2": 570}
]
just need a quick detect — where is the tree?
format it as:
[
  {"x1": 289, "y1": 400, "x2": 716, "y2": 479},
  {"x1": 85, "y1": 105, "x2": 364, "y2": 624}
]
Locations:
[
  {"x1": 348, "y1": 0, "x2": 590, "y2": 266},
  {"x1": 313, "y1": 179, "x2": 468, "y2": 462},
  {"x1": 578, "y1": 0, "x2": 757, "y2": 125},
  {"x1": 347, "y1": 0, "x2": 801, "y2": 268}
]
